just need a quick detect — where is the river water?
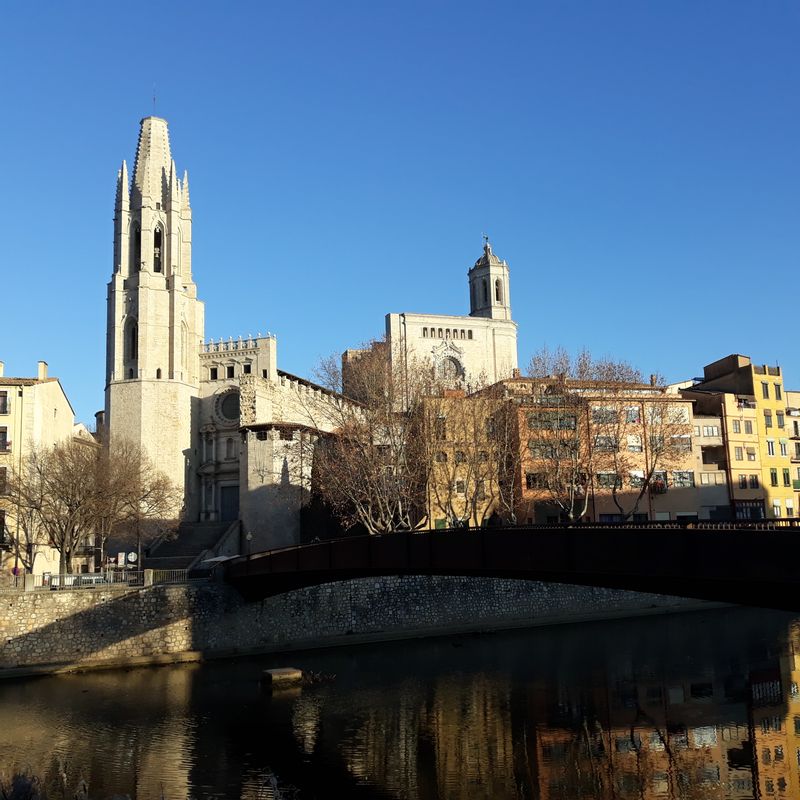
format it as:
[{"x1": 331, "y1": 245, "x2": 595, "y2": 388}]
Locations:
[{"x1": 2, "y1": 606, "x2": 800, "y2": 799}]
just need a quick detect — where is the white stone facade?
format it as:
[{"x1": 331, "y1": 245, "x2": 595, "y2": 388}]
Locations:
[{"x1": 386, "y1": 242, "x2": 518, "y2": 388}]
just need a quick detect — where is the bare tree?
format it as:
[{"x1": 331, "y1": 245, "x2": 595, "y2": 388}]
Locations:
[
  {"x1": 8, "y1": 439, "x2": 178, "y2": 573},
  {"x1": 528, "y1": 345, "x2": 651, "y2": 384},
  {"x1": 311, "y1": 341, "x2": 436, "y2": 534}
]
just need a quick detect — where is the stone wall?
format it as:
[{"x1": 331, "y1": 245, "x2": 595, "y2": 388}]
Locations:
[{"x1": 0, "y1": 577, "x2": 712, "y2": 675}]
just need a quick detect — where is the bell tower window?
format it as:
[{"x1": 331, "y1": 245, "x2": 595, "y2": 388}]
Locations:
[
  {"x1": 482, "y1": 279, "x2": 488, "y2": 304},
  {"x1": 495, "y1": 279, "x2": 502, "y2": 303},
  {"x1": 132, "y1": 224, "x2": 141, "y2": 271},
  {"x1": 153, "y1": 227, "x2": 163, "y2": 273},
  {"x1": 125, "y1": 320, "x2": 138, "y2": 362}
]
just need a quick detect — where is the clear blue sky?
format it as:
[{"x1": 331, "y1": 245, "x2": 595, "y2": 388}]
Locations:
[{"x1": 1, "y1": 2, "x2": 798, "y2": 423}]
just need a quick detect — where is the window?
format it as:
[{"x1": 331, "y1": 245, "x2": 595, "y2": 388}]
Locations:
[
  {"x1": 626, "y1": 406, "x2": 641, "y2": 424},
  {"x1": 739, "y1": 475, "x2": 747, "y2": 489},
  {"x1": 777, "y1": 411, "x2": 785, "y2": 428},
  {"x1": 787, "y1": 499, "x2": 795, "y2": 517},
  {"x1": 153, "y1": 226, "x2": 163, "y2": 272},
  {"x1": 528, "y1": 411, "x2": 576, "y2": 430},
  {"x1": 749, "y1": 474, "x2": 760, "y2": 489},
  {"x1": 671, "y1": 435, "x2": 692, "y2": 452},
  {"x1": 744, "y1": 420, "x2": 753, "y2": 434},
  {"x1": 767, "y1": 440, "x2": 776, "y2": 456},
  {"x1": 732, "y1": 419, "x2": 741, "y2": 433},
  {"x1": 422, "y1": 327, "x2": 427, "y2": 337},
  {"x1": 0, "y1": 427, "x2": 8, "y2": 452},
  {"x1": 694, "y1": 425, "x2": 700, "y2": 436},
  {"x1": 784, "y1": 469, "x2": 791, "y2": 487},
  {"x1": 454, "y1": 450, "x2": 465, "y2": 464},
  {"x1": 455, "y1": 480, "x2": 465, "y2": 494},
  {"x1": 627, "y1": 435, "x2": 643, "y2": 452},
  {"x1": 702, "y1": 425, "x2": 720, "y2": 437},
  {"x1": 262, "y1": 369, "x2": 268, "y2": 379},
  {"x1": 0, "y1": 466, "x2": 6, "y2": 495},
  {"x1": 126, "y1": 320, "x2": 138, "y2": 362},
  {"x1": 495, "y1": 279, "x2": 502, "y2": 303},
  {"x1": 529, "y1": 442, "x2": 556, "y2": 459},
  {"x1": 770, "y1": 468, "x2": 778, "y2": 487},
  {"x1": 226, "y1": 365, "x2": 234, "y2": 379},
  {"x1": 762, "y1": 382, "x2": 770, "y2": 399},
  {"x1": 780, "y1": 441, "x2": 788, "y2": 456},
  {"x1": 467, "y1": 330, "x2": 473, "y2": 340},
  {"x1": 155, "y1": 368, "x2": 161, "y2": 379},
  {"x1": 0, "y1": 391, "x2": 7, "y2": 415},
  {"x1": 672, "y1": 471, "x2": 695, "y2": 488},
  {"x1": 747, "y1": 447, "x2": 757, "y2": 461},
  {"x1": 701, "y1": 473, "x2": 710, "y2": 485},
  {"x1": 526, "y1": 473, "x2": 545, "y2": 489},
  {"x1": 776, "y1": 384, "x2": 783, "y2": 400},
  {"x1": 630, "y1": 470, "x2": 645, "y2": 488},
  {"x1": 482, "y1": 279, "x2": 488, "y2": 304},
  {"x1": 735, "y1": 447, "x2": 743, "y2": 461},
  {"x1": 592, "y1": 406, "x2": 618, "y2": 423},
  {"x1": 594, "y1": 435, "x2": 618, "y2": 452},
  {"x1": 243, "y1": 364, "x2": 251, "y2": 374},
  {"x1": 438, "y1": 328, "x2": 443, "y2": 338},
  {"x1": 765, "y1": 410, "x2": 773, "y2": 428},
  {"x1": 256, "y1": 430, "x2": 268, "y2": 440},
  {"x1": 596, "y1": 472, "x2": 621, "y2": 488},
  {"x1": 773, "y1": 501, "x2": 782, "y2": 518},
  {"x1": 132, "y1": 223, "x2": 141, "y2": 269},
  {"x1": 210, "y1": 367, "x2": 218, "y2": 380}
]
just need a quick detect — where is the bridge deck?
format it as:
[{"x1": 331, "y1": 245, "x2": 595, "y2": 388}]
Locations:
[{"x1": 225, "y1": 523, "x2": 800, "y2": 610}]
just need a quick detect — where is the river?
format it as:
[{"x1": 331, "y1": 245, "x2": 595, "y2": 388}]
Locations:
[{"x1": 1, "y1": 606, "x2": 798, "y2": 799}]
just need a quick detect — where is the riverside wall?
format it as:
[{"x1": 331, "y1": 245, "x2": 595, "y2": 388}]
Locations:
[{"x1": 0, "y1": 577, "x2": 716, "y2": 676}]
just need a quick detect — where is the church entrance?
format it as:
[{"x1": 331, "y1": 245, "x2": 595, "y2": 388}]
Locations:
[{"x1": 220, "y1": 485, "x2": 240, "y2": 522}]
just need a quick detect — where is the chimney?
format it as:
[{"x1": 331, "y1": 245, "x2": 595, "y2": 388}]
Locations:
[
  {"x1": 37, "y1": 361, "x2": 48, "y2": 380},
  {"x1": 0, "y1": 361, "x2": 4, "y2": 378}
]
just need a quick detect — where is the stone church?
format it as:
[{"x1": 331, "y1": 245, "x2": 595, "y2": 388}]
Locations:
[{"x1": 105, "y1": 117, "x2": 518, "y2": 563}]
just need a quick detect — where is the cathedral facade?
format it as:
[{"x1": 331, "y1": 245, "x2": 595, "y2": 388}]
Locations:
[{"x1": 105, "y1": 117, "x2": 519, "y2": 555}]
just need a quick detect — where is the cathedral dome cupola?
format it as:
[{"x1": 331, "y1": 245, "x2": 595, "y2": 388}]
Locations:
[{"x1": 468, "y1": 237, "x2": 512, "y2": 321}]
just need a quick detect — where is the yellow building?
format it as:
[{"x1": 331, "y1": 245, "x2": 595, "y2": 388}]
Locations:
[
  {"x1": 0, "y1": 360, "x2": 81, "y2": 577},
  {"x1": 683, "y1": 355, "x2": 795, "y2": 520}
]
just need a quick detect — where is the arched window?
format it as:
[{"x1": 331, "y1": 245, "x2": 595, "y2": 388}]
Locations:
[
  {"x1": 153, "y1": 226, "x2": 163, "y2": 273},
  {"x1": 156, "y1": 368, "x2": 162, "y2": 379},
  {"x1": 482, "y1": 279, "x2": 489, "y2": 304},
  {"x1": 125, "y1": 319, "x2": 138, "y2": 362},
  {"x1": 438, "y1": 328, "x2": 443, "y2": 338},
  {"x1": 445, "y1": 329, "x2": 450, "y2": 338},
  {"x1": 495, "y1": 279, "x2": 502, "y2": 303},
  {"x1": 422, "y1": 327, "x2": 428, "y2": 338},
  {"x1": 226, "y1": 438, "x2": 234, "y2": 459},
  {"x1": 131, "y1": 224, "x2": 141, "y2": 271}
]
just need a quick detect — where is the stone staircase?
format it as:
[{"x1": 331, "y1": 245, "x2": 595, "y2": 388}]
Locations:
[{"x1": 144, "y1": 520, "x2": 233, "y2": 573}]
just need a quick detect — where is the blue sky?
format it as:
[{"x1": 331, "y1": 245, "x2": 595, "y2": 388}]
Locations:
[{"x1": 1, "y1": 2, "x2": 798, "y2": 423}]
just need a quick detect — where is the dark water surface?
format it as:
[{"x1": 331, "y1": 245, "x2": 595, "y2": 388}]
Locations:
[{"x1": 2, "y1": 607, "x2": 800, "y2": 799}]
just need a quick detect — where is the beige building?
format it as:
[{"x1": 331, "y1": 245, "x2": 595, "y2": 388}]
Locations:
[
  {"x1": 107, "y1": 117, "x2": 345, "y2": 560},
  {"x1": 385, "y1": 240, "x2": 518, "y2": 389},
  {"x1": 0, "y1": 361, "x2": 79, "y2": 576}
]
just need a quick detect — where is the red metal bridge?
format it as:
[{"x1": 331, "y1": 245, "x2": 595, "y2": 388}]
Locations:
[{"x1": 224, "y1": 522, "x2": 800, "y2": 610}]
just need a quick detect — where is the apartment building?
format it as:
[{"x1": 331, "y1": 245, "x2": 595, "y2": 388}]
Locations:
[
  {"x1": 0, "y1": 360, "x2": 80, "y2": 575},
  {"x1": 682, "y1": 355, "x2": 795, "y2": 520}
]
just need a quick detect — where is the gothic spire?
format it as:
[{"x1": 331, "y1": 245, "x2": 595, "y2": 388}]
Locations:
[
  {"x1": 131, "y1": 116, "x2": 172, "y2": 208},
  {"x1": 115, "y1": 160, "x2": 129, "y2": 212},
  {"x1": 181, "y1": 169, "x2": 191, "y2": 211}
]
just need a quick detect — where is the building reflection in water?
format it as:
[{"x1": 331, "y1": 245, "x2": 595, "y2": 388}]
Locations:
[
  {"x1": 4, "y1": 608, "x2": 800, "y2": 799},
  {"x1": 286, "y1": 610, "x2": 800, "y2": 799}
]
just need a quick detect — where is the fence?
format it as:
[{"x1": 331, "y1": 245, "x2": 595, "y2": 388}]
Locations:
[{"x1": 2, "y1": 568, "x2": 201, "y2": 593}]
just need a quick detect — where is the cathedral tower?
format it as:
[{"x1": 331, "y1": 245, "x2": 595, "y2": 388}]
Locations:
[
  {"x1": 105, "y1": 117, "x2": 205, "y2": 514},
  {"x1": 468, "y1": 240, "x2": 512, "y2": 321}
]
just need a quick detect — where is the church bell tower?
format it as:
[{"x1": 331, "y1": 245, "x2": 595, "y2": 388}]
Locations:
[
  {"x1": 105, "y1": 117, "x2": 205, "y2": 514},
  {"x1": 468, "y1": 239, "x2": 512, "y2": 321}
]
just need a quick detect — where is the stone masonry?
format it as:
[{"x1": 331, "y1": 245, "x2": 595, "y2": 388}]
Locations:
[{"x1": 0, "y1": 577, "x2": 711, "y2": 674}]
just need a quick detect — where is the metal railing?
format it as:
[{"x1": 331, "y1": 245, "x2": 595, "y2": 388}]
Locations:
[{"x1": 1, "y1": 568, "x2": 203, "y2": 593}]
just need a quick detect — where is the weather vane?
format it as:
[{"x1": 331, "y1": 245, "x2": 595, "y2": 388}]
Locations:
[{"x1": 482, "y1": 232, "x2": 489, "y2": 246}]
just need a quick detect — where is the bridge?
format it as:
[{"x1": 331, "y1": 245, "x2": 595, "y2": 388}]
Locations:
[{"x1": 224, "y1": 522, "x2": 800, "y2": 611}]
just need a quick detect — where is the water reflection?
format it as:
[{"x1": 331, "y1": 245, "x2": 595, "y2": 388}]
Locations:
[{"x1": 2, "y1": 607, "x2": 800, "y2": 799}]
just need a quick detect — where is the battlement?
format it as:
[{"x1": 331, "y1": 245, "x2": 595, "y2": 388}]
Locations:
[{"x1": 201, "y1": 334, "x2": 275, "y2": 356}]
